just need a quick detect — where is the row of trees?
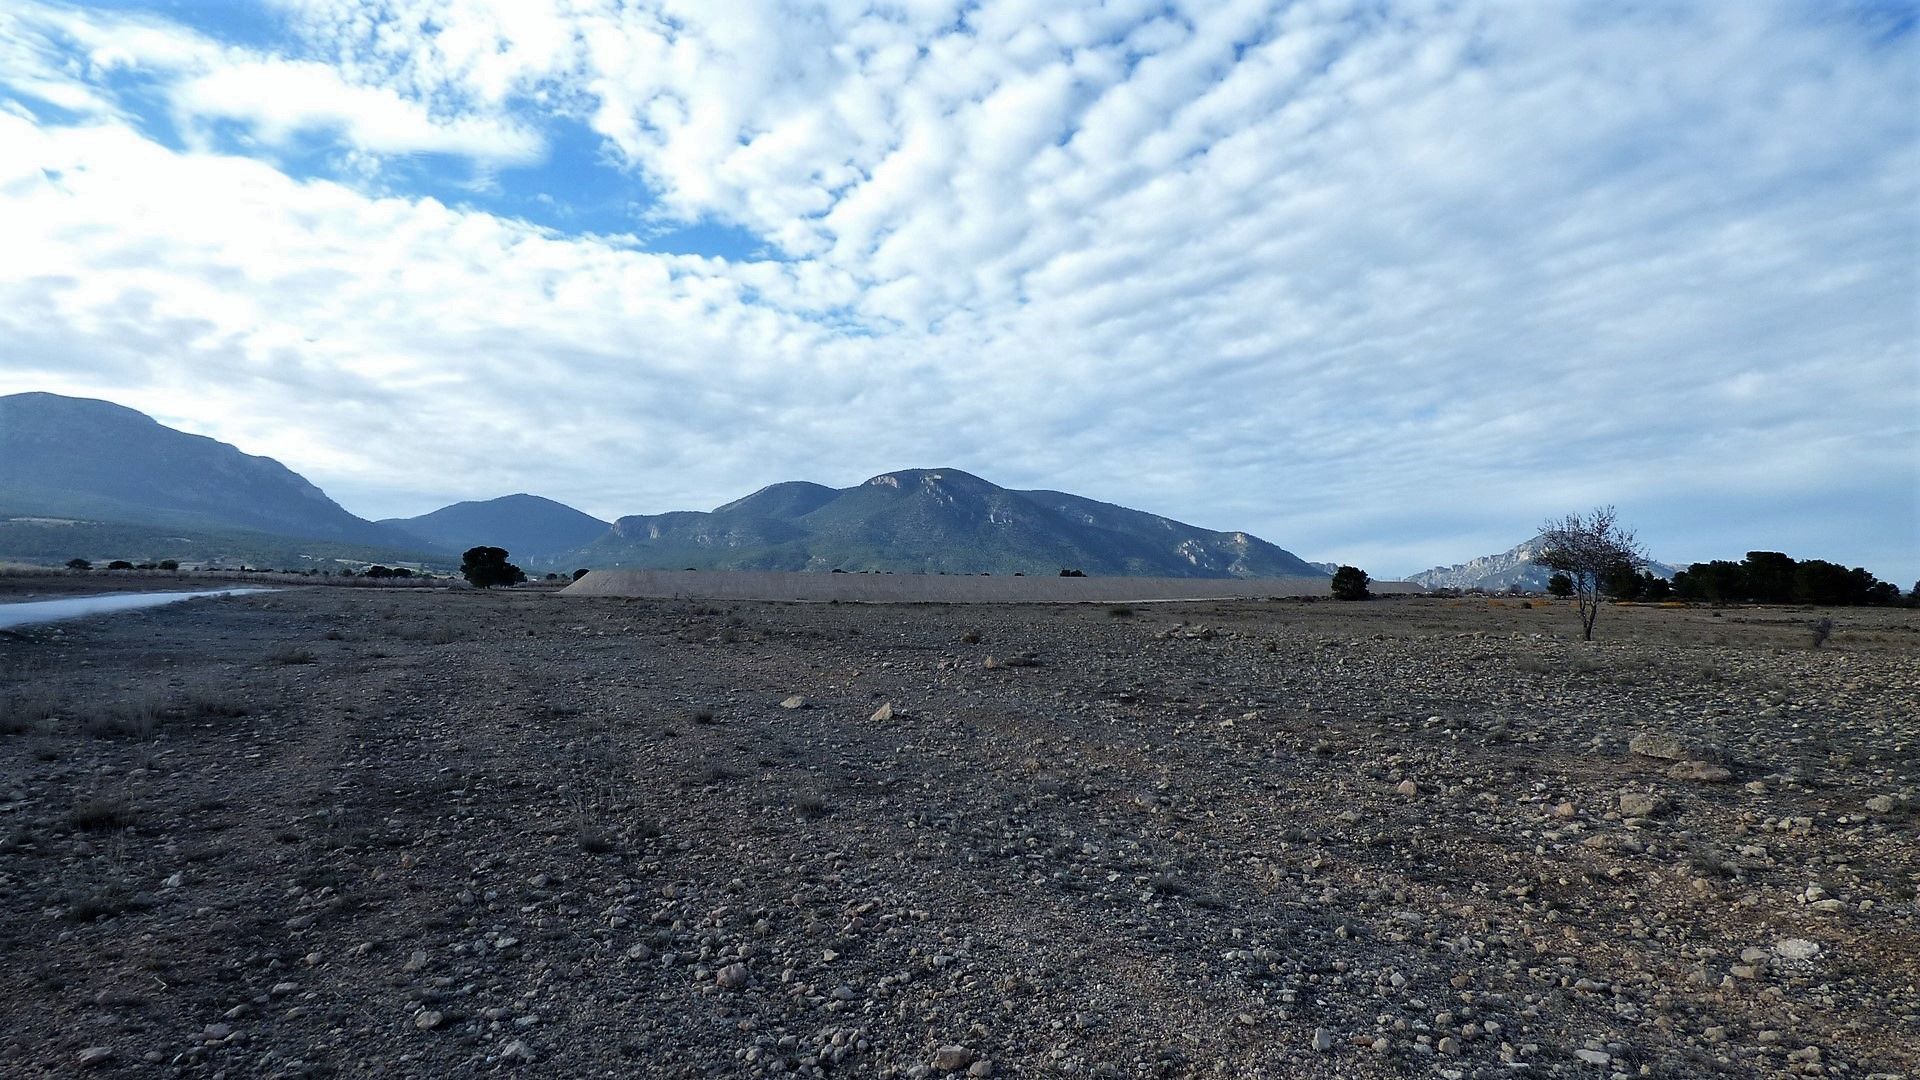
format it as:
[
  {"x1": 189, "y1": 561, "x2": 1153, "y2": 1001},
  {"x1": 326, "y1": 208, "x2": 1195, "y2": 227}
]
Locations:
[
  {"x1": 1671, "y1": 552, "x2": 1904, "y2": 606},
  {"x1": 66, "y1": 558, "x2": 179, "y2": 571}
]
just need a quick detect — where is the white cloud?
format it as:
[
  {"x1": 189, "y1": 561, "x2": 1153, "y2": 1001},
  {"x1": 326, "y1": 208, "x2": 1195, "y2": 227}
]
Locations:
[
  {"x1": 0, "y1": 2, "x2": 543, "y2": 165},
  {"x1": 0, "y1": 0, "x2": 1914, "y2": 580}
]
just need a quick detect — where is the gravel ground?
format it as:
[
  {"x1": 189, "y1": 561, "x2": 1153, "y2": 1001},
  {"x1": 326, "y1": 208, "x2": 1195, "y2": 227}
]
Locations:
[{"x1": 0, "y1": 582, "x2": 1915, "y2": 1078}]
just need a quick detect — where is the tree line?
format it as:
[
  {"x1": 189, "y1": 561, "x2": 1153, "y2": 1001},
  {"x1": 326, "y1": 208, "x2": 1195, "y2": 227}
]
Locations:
[{"x1": 1669, "y1": 551, "x2": 1906, "y2": 606}]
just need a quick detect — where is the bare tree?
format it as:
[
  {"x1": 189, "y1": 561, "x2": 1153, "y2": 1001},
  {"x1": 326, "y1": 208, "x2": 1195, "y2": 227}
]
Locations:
[{"x1": 1538, "y1": 506, "x2": 1646, "y2": 641}]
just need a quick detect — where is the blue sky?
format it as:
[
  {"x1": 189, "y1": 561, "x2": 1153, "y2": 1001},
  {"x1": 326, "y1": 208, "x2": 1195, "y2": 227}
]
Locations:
[{"x1": 0, "y1": 0, "x2": 1914, "y2": 581}]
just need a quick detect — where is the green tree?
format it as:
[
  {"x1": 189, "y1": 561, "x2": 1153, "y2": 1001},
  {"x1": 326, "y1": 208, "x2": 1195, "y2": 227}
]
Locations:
[
  {"x1": 65, "y1": 558, "x2": 92, "y2": 571},
  {"x1": 460, "y1": 546, "x2": 526, "y2": 589},
  {"x1": 1743, "y1": 551, "x2": 1798, "y2": 603},
  {"x1": 1546, "y1": 572, "x2": 1574, "y2": 598},
  {"x1": 572, "y1": 568, "x2": 590, "y2": 582},
  {"x1": 1538, "y1": 506, "x2": 1646, "y2": 641},
  {"x1": 1330, "y1": 565, "x2": 1371, "y2": 601}
]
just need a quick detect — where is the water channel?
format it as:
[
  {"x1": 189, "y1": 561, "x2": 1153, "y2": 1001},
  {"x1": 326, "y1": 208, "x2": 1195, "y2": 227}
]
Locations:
[{"x1": 0, "y1": 589, "x2": 275, "y2": 631}]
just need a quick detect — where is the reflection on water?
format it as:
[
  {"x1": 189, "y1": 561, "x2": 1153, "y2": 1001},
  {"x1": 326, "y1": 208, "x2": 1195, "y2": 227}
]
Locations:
[{"x1": 0, "y1": 589, "x2": 276, "y2": 631}]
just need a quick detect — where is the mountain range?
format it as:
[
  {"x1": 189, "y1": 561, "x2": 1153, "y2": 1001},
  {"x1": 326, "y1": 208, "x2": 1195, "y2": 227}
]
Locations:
[
  {"x1": 0, "y1": 392, "x2": 1327, "y2": 578},
  {"x1": 1406, "y1": 535, "x2": 1678, "y2": 591},
  {"x1": 567, "y1": 469, "x2": 1324, "y2": 577}
]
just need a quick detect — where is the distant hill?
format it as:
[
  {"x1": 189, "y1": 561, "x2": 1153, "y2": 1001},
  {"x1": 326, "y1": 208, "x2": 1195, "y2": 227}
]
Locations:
[
  {"x1": 567, "y1": 468, "x2": 1324, "y2": 578},
  {"x1": 0, "y1": 392, "x2": 432, "y2": 565},
  {"x1": 1408, "y1": 535, "x2": 1678, "y2": 591},
  {"x1": 0, "y1": 393, "x2": 1324, "y2": 577},
  {"x1": 382, "y1": 494, "x2": 609, "y2": 560}
]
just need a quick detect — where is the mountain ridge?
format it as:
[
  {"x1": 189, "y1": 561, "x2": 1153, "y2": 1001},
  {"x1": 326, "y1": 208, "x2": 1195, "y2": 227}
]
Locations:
[
  {"x1": 1408, "y1": 534, "x2": 1678, "y2": 591},
  {"x1": 0, "y1": 394, "x2": 1326, "y2": 577},
  {"x1": 569, "y1": 467, "x2": 1325, "y2": 578},
  {"x1": 0, "y1": 392, "x2": 428, "y2": 558}
]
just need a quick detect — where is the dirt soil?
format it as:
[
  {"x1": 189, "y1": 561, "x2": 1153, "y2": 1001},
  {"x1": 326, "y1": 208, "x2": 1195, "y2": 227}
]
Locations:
[{"x1": 0, "y1": 581, "x2": 1915, "y2": 1078}]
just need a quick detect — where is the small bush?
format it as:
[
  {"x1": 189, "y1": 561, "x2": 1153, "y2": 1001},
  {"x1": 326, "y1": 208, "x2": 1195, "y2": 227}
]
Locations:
[
  {"x1": 269, "y1": 647, "x2": 317, "y2": 665},
  {"x1": 1108, "y1": 606, "x2": 1135, "y2": 618},
  {"x1": 69, "y1": 790, "x2": 133, "y2": 832},
  {"x1": 81, "y1": 695, "x2": 163, "y2": 740},
  {"x1": 1810, "y1": 617, "x2": 1834, "y2": 650}
]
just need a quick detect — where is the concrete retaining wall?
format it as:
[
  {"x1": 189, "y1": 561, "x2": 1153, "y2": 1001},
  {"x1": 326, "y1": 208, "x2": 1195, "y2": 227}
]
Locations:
[{"x1": 562, "y1": 569, "x2": 1420, "y2": 604}]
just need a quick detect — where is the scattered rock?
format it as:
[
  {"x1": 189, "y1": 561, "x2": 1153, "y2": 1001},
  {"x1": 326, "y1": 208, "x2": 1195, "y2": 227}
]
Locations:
[
  {"x1": 780, "y1": 695, "x2": 807, "y2": 710},
  {"x1": 76, "y1": 1047, "x2": 113, "y2": 1068},
  {"x1": 932, "y1": 1045, "x2": 974, "y2": 1071},
  {"x1": 1618, "y1": 791, "x2": 1666, "y2": 818},
  {"x1": 1630, "y1": 732, "x2": 1720, "y2": 762},
  {"x1": 1667, "y1": 760, "x2": 1733, "y2": 783},
  {"x1": 1312, "y1": 1027, "x2": 1332, "y2": 1052},
  {"x1": 716, "y1": 962, "x2": 750, "y2": 989},
  {"x1": 1395, "y1": 779, "x2": 1419, "y2": 796},
  {"x1": 870, "y1": 702, "x2": 895, "y2": 722},
  {"x1": 1774, "y1": 938, "x2": 1821, "y2": 961},
  {"x1": 1865, "y1": 794, "x2": 1896, "y2": 814},
  {"x1": 415, "y1": 1009, "x2": 444, "y2": 1030}
]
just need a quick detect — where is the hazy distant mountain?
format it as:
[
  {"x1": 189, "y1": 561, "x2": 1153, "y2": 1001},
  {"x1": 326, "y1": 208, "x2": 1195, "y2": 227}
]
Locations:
[
  {"x1": 569, "y1": 468, "x2": 1324, "y2": 578},
  {"x1": 382, "y1": 494, "x2": 609, "y2": 560},
  {"x1": 0, "y1": 392, "x2": 429, "y2": 561},
  {"x1": 1408, "y1": 535, "x2": 1677, "y2": 591}
]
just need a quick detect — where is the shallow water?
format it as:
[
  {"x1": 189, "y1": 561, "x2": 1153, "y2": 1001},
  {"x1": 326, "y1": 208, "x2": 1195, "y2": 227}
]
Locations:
[{"x1": 0, "y1": 588, "x2": 275, "y2": 631}]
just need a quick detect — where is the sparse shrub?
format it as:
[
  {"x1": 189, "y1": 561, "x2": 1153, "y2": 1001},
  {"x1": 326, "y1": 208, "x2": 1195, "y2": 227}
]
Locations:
[
  {"x1": 1108, "y1": 606, "x2": 1135, "y2": 618},
  {"x1": 1, "y1": 687, "x2": 60, "y2": 735},
  {"x1": 1810, "y1": 617, "x2": 1834, "y2": 650},
  {"x1": 107, "y1": 560, "x2": 134, "y2": 571},
  {"x1": 157, "y1": 559, "x2": 178, "y2": 571},
  {"x1": 65, "y1": 558, "x2": 91, "y2": 571},
  {"x1": 63, "y1": 883, "x2": 136, "y2": 923},
  {"x1": 69, "y1": 789, "x2": 133, "y2": 832},
  {"x1": 1058, "y1": 568, "x2": 1085, "y2": 577},
  {"x1": 576, "y1": 823, "x2": 616, "y2": 854},
  {"x1": 81, "y1": 695, "x2": 163, "y2": 740},
  {"x1": 793, "y1": 794, "x2": 830, "y2": 819},
  {"x1": 693, "y1": 710, "x2": 716, "y2": 725},
  {"x1": 269, "y1": 647, "x2": 317, "y2": 665}
]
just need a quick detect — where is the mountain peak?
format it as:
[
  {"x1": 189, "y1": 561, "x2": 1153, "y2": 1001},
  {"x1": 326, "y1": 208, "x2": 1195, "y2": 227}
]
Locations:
[{"x1": 861, "y1": 468, "x2": 992, "y2": 491}]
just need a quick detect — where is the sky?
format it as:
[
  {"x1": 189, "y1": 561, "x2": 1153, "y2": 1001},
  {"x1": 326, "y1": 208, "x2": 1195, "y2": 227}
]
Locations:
[{"x1": 0, "y1": 0, "x2": 1915, "y2": 582}]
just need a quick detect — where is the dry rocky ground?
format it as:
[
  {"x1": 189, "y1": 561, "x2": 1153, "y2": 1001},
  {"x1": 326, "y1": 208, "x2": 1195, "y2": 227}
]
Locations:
[{"x1": 0, "y1": 579, "x2": 1915, "y2": 1078}]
